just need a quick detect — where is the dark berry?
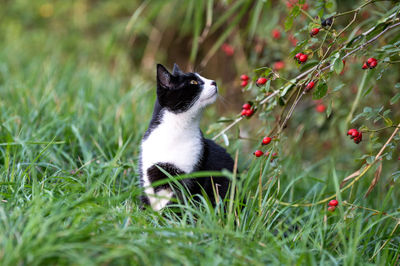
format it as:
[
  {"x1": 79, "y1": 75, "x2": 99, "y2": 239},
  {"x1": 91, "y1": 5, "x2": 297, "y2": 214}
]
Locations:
[{"x1": 321, "y1": 17, "x2": 333, "y2": 28}]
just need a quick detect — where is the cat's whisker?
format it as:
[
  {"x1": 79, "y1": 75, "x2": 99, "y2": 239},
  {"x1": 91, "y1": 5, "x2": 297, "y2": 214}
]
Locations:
[{"x1": 217, "y1": 95, "x2": 231, "y2": 107}]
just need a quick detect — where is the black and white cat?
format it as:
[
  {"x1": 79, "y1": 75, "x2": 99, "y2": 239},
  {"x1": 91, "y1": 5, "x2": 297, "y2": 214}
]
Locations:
[{"x1": 139, "y1": 63, "x2": 234, "y2": 211}]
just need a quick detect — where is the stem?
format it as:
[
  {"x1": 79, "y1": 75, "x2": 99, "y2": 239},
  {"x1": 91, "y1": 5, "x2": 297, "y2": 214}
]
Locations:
[{"x1": 276, "y1": 122, "x2": 400, "y2": 207}]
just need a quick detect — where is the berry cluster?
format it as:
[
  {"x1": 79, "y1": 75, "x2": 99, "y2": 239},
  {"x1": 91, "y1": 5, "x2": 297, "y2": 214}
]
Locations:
[
  {"x1": 347, "y1": 129, "x2": 363, "y2": 144},
  {"x1": 253, "y1": 136, "x2": 277, "y2": 160},
  {"x1": 328, "y1": 199, "x2": 338, "y2": 212},
  {"x1": 294, "y1": 53, "x2": 308, "y2": 63},
  {"x1": 240, "y1": 74, "x2": 249, "y2": 87},
  {"x1": 254, "y1": 150, "x2": 277, "y2": 159},
  {"x1": 362, "y1": 57, "x2": 378, "y2": 69},
  {"x1": 241, "y1": 102, "x2": 254, "y2": 117}
]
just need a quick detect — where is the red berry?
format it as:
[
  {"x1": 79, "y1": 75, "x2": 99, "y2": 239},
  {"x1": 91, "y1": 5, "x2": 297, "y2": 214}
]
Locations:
[
  {"x1": 347, "y1": 129, "x2": 358, "y2": 136},
  {"x1": 328, "y1": 199, "x2": 338, "y2": 207},
  {"x1": 302, "y1": 3, "x2": 309, "y2": 10},
  {"x1": 262, "y1": 137, "x2": 272, "y2": 145},
  {"x1": 328, "y1": 206, "x2": 336, "y2": 212},
  {"x1": 354, "y1": 132, "x2": 363, "y2": 144},
  {"x1": 315, "y1": 104, "x2": 326, "y2": 113},
  {"x1": 289, "y1": 34, "x2": 298, "y2": 46},
  {"x1": 240, "y1": 74, "x2": 249, "y2": 81},
  {"x1": 242, "y1": 103, "x2": 251, "y2": 110},
  {"x1": 254, "y1": 150, "x2": 264, "y2": 157},
  {"x1": 274, "y1": 61, "x2": 285, "y2": 70},
  {"x1": 245, "y1": 109, "x2": 254, "y2": 117},
  {"x1": 241, "y1": 80, "x2": 248, "y2": 87},
  {"x1": 310, "y1": 28, "x2": 320, "y2": 36},
  {"x1": 272, "y1": 29, "x2": 281, "y2": 39},
  {"x1": 367, "y1": 57, "x2": 377, "y2": 65},
  {"x1": 272, "y1": 152, "x2": 278, "y2": 157},
  {"x1": 305, "y1": 81, "x2": 315, "y2": 91},
  {"x1": 221, "y1": 43, "x2": 234, "y2": 56},
  {"x1": 299, "y1": 54, "x2": 308, "y2": 63},
  {"x1": 256, "y1": 77, "x2": 267, "y2": 85},
  {"x1": 295, "y1": 53, "x2": 302, "y2": 59},
  {"x1": 369, "y1": 60, "x2": 377, "y2": 68},
  {"x1": 241, "y1": 109, "x2": 247, "y2": 116},
  {"x1": 351, "y1": 130, "x2": 360, "y2": 138},
  {"x1": 362, "y1": 63, "x2": 368, "y2": 69}
]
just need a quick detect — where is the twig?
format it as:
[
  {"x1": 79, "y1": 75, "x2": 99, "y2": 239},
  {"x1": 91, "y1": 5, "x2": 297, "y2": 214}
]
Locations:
[
  {"x1": 212, "y1": 90, "x2": 279, "y2": 141},
  {"x1": 212, "y1": 20, "x2": 400, "y2": 140}
]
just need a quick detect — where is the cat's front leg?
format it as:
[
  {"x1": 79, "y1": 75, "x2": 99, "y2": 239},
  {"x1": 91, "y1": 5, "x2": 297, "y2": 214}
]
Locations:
[{"x1": 145, "y1": 163, "x2": 185, "y2": 211}]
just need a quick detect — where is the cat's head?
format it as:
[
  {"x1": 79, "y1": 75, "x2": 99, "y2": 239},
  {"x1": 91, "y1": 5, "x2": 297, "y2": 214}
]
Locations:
[{"x1": 156, "y1": 63, "x2": 218, "y2": 113}]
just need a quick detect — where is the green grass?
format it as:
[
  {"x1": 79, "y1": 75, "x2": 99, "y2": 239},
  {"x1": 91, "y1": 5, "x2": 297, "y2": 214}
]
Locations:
[{"x1": 1, "y1": 1, "x2": 400, "y2": 265}]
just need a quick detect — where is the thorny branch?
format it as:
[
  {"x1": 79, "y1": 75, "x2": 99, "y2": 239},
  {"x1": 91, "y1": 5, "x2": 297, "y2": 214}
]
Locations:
[{"x1": 213, "y1": 14, "x2": 400, "y2": 141}]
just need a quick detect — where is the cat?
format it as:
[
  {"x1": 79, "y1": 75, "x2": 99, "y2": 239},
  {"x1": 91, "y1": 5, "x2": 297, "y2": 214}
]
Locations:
[{"x1": 139, "y1": 63, "x2": 234, "y2": 211}]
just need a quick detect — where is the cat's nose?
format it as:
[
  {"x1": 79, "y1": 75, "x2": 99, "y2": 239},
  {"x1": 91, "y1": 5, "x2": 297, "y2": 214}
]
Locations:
[{"x1": 211, "y1": 81, "x2": 217, "y2": 86}]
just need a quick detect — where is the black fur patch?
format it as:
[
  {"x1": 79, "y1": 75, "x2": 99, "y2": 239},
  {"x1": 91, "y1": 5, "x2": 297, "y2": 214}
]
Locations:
[
  {"x1": 147, "y1": 163, "x2": 185, "y2": 192},
  {"x1": 156, "y1": 64, "x2": 204, "y2": 113}
]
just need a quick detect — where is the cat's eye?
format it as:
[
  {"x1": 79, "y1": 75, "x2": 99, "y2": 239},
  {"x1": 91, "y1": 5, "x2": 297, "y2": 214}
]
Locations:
[{"x1": 190, "y1": 80, "x2": 198, "y2": 85}]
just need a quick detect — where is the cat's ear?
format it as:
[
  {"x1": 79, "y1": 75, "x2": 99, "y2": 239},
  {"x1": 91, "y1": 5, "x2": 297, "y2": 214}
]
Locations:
[
  {"x1": 172, "y1": 63, "x2": 183, "y2": 76},
  {"x1": 157, "y1": 64, "x2": 172, "y2": 89}
]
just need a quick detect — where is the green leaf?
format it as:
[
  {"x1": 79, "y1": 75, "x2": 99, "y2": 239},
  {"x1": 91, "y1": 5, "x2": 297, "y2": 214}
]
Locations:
[
  {"x1": 390, "y1": 92, "x2": 400, "y2": 105},
  {"x1": 326, "y1": 99, "x2": 333, "y2": 117},
  {"x1": 312, "y1": 82, "x2": 328, "y2": 100},
  {"x1": 285, "y1": 16, "x2": 294, "y2": 31},
  {"x1": 362, "y1": 86, "x2": 373, "y2": 97},
  {"x1": 333, "y1": 57, "x2": 344, "y2": 74},
  {"x1": 332, "y1": 83, "x2": 345, "y2": 92},
  {"x1": 366, "y1": 156, "x2": 375, "y2": 164}
]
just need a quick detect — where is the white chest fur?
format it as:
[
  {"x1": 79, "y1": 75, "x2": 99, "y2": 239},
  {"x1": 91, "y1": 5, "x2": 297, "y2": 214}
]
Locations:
[{"x1": 140, "y1": 110, "x2": 203, "y2": 210}]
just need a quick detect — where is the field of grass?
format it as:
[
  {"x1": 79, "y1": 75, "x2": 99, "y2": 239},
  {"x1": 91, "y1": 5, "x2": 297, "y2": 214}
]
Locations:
[{"x1": 1, "y1": 1, "x2": 400, "y2": 265}]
